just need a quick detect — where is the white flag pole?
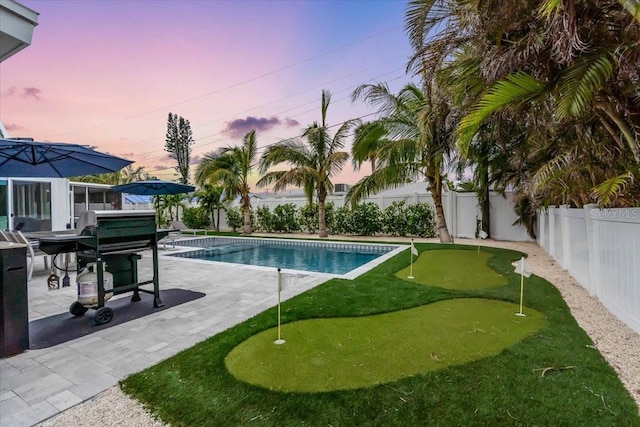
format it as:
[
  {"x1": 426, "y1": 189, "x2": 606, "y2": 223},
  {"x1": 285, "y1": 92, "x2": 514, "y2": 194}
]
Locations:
[
  {"x1": 516, "y1": 257, "x2": 526, "y2": 317},
  {"x1": 274, "y1": 268, "x2": 285, "y2": 344},
  {"x1": 408, "y1": 239, "x2": 415, "y2": 279}
]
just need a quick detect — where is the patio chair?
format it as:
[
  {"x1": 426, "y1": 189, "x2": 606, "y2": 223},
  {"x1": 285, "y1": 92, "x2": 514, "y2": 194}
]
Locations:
[
  {"x1": 7, "y1": 230, "x2": 50, "y2": 281},
  {"x1": 170, "y1": 220, "x2": 207, "y2": 236},
  {"x1": 159, "y1": 229, "x2": 182, "y2": 249}
]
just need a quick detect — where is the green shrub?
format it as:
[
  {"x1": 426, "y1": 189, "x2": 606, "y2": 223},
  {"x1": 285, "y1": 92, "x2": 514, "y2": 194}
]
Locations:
[
  {"x1": 406, "y1": 203, "x2": 436, "y2": 237},
  {"x1": 255, "y1": 206, "x2": 275, "y2": 232},
  {"x1": 273, "y1": 203, "x2": 299, "y2": 232},
  {"x1": 225, "y1": 207, "x2": 243, "y2": 232},
  {"x1": 297, "y1": 203, "x2": 318, "y2": 234},
  {"x1": 351, "y1": 202, "x2": 383, "y2": 236},
  {"x1": 332, "y1": 205, "x2": 353, "y2": 234},
  {"x1": 181, "y1": 207, "x2": 210, "y2": 229},
  {"x1": 383, "y1": 201, "x2": 411, "y2": 236}
]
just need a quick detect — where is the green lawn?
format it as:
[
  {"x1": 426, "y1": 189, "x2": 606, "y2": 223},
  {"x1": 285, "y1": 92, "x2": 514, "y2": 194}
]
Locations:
[{"x1": 122, "y1": 243, "x2": 639, "y2": 426}]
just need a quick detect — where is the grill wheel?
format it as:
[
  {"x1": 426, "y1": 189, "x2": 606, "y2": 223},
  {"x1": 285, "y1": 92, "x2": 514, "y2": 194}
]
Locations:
[
  {"x1": 69, "y1": 301, "x2": 88, "y2": 317},
  {"x1": 94, "y1": 307, "x2": 114, "y2": 325}
]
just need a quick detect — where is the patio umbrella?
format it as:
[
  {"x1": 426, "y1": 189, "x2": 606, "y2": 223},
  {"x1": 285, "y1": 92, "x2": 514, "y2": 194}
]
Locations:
[
  {"x1": 0, "y1": 138, "x2": 133, "y2": 178},
  {"x1": 111, "y1": 180, "x2": 195, "y2": 195}
]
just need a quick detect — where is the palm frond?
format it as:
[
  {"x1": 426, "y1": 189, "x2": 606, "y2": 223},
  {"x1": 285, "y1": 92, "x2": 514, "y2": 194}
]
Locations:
[
  {"x1": 258, "y1": 139, "x2": 310, "y2": 173},
  {"x1": 590, "y1": 171, "x2": 634, "y2": 207},
  {"x1": 556, "y1": 50, "x2": 614, "y2": 119},
  {"x1": 344, "y1": 164, "x2": 412, "y2": 205},
  {"x1": 457, "y1": 72, "x2": 546, "y2": 155},
  {"x1": 538, "y1": 0, "x2": 563, "y2": 19},
  {"x1": 619, "y1": 0, "x2": 640, "y2": 21},
  {"x1": 532, "y1": 150, "x2": 575, "y2": 193}
]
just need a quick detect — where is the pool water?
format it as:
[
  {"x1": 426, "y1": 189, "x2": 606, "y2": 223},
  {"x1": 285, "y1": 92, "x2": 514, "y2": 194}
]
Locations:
[{"x1": 168, "y1": 237, "x2": 397, "y2": 275}]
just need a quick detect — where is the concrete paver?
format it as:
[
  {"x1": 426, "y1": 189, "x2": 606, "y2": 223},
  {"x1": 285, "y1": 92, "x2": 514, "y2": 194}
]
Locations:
[{"x1": 0, "y1": 245, "x2": 329, "y2": 426}]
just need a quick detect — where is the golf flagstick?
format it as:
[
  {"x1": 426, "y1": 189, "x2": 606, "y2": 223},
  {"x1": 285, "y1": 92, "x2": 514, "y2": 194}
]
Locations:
[
  {"x1": 478, "y1": 229, "x2": 488, "y2": 254},
  {"x1": 274, "y1": 268, "x2": 285, "y2": 344},
  {"x1": 408, "y1": 239, "x2": 418, "y2": 279},
  {"x1": 513, "y1": 257, "x2": 531, "y2": 316}
]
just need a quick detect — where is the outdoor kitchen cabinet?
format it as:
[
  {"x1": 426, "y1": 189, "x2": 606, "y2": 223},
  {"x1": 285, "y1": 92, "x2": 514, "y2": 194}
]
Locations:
[{"x1": 0, "y1": 242, "x2": 29, "y2": 357}]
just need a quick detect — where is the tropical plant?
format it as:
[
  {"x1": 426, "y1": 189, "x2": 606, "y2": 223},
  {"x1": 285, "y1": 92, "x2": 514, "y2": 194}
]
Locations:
[
  {"x1": 331, "y1": 205, "x2": 353, "y2": 235},
  {"x1": 297, "y1": 202, "x2": 319, "y2": 234},
  {"x1": 195, "y1": 184, "x2": 225, "y2": 231},
  {"x1": 350, "y1": 202, "x2": 384, "y2": 236},
  {"x1": 196, "y1": 130, "x2": 258, "y2": 235},
  {"x1": 258, "y1": 90, "x2": 355, "y2": 238},
  {"x1": 405, "y1": 0, "x2": 640, "y2": 211},
  {"x1": 347, "y1": 82, "x2": 455, "y2": 243},
  {"x1": 273, "y1": 203, "x2": 299, "y2": 233},
  {"x1": 154, "y1": 193, "x2": 186, "y2": 223},
  {"x1": 406, "y1": 202, "x2": 436, "y2": 237},
  {"x1": 255, "y1": 206, "x2": 275, "y2": 232},
  {"x1": 225, "y1": 207, "x2": 243, "y2": 232},
  {"x1": 181, "y1": 206, "x2": 210, "y2": 230},
  {"x1": 382, "y1": 201, "x2": 411, "y2": 236},
  {"x1": 351, "y1": 121, "x2": 388, "y2": 174},
  {"x1": 165, "y1": 112, "x2": 195, "y2": 185}
]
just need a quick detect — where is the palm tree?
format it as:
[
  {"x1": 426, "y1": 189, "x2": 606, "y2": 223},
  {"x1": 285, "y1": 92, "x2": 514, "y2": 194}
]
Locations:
[
  {"x1": 347, "y1": 82, "x2": 455, "y2": 243},
  {"x1": 406, "y1": 0, "x2": 640, "y2": 212},
  {"x1": 258, "y1": 90, "x2": 355, "y2": 238},
  {"x1": 196, "y1": 184, "x2": 225, "y2": 231},
  {"x1": 351, "y1": 121, "x2": 388, "y2": 174},
  {"x1": 155, "y1": 193, "x2": 185, "y2": 222},
  {"x1": 196, "y1": 130, "x2": 258, "y2": 235}
]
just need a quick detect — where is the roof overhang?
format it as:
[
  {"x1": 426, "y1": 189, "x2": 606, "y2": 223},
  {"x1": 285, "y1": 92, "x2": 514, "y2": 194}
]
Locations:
[{"x1": 0, "y1": 0, "x2": 39, "y2": 62}]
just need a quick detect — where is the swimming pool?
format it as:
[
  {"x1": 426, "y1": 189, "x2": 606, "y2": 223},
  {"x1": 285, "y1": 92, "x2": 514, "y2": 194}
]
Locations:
[{"x1": 166, "y1": 237, "x2": 403, "y2": 278}]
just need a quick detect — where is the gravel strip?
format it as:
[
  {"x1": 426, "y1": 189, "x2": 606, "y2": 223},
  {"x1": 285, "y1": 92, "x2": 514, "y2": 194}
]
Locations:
[{"x1": 37, "y1": 238, "x2": 639, "y2": 426}]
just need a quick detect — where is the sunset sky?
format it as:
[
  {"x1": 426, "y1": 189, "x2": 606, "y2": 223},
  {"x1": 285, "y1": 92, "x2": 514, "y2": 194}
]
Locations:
[{"x1": 1, "y1": 0, "x2": 416, "y2": 186}]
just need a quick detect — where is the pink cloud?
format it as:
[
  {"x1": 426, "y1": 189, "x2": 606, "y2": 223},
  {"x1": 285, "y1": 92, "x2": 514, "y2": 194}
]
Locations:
[
  {"x1": 22, "y1": 87, "x2": 42, "y2": 100},
  {"x1": 222, "y1": 116, "x2": 300, "y2": 139}
]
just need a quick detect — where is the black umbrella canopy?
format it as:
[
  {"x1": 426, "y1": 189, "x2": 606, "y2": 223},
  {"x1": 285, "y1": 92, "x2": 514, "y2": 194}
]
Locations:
[
  {"x1": 0, "y1": 138, "x2": 133, "y2": 178},
  {"x1": 111, "y1": 180, "x2": 195, "y2": 195}
]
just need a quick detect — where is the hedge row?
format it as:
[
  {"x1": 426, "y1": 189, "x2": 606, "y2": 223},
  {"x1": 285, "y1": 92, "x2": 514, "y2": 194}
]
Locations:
[{"x1": 220, "y1": 201, "x2": 436, "y2": 237}]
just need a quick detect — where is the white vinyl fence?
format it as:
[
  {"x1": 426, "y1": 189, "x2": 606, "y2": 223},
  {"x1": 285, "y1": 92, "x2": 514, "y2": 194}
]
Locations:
[{"x1": 538, "y1": 206, "x2": 640, "y2": 334}]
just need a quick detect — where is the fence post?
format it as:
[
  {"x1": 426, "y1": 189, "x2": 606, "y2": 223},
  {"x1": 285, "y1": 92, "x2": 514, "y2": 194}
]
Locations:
[
  {"x1": 548, "y1": 207, "x2": 556, "y2": 258},
  {"x1": 447, "y1": 190, "x2": 457, "y2": 238},
  {"x1": 583, "y1": 204, "x2": 599, "y2": 295},
  {"x1": 560, "y1": 205, "x2": 571, "y2": 273}
]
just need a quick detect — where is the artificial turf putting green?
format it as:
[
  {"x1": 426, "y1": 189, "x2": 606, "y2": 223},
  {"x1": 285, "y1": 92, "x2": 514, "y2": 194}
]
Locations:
[
  {"x1": 396, "y1": 249, "x2": 507, "y2": 289},
  {"x1": 225, "y1": 298, "x2": 547, "y2": 392}
]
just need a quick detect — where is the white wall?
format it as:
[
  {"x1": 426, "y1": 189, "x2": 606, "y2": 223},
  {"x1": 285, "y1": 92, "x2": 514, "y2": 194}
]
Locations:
[
  {"x1": 538, "y1": 206, "x2": 640, "y2": 334},
  {"x1": 3, "y1": 177, "x2": 70, "y2": 231}
]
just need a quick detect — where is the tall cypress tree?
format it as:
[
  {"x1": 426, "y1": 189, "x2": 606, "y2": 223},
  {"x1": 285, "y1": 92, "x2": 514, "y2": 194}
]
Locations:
[{"x1": 165, "y1": 112, "x2": 194, "y2": 184}]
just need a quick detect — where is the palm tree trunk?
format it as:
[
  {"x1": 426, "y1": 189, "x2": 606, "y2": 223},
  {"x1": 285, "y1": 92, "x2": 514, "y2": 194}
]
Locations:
[
  {"x1": 481, "y1": 190, "x2": 491, "y2": 238},
  {"x1": 242, "y1": 197, "x2": 252, "y2": 235},
  {"x1": 318, "y1": 190, "x2": 328, "y2": 238},
  {"x1": 429, "y1": 178, "x2": 453, "y2": 243},
  {"x1": 480, "y1": 168, "x2": 491, "y2": 238}
]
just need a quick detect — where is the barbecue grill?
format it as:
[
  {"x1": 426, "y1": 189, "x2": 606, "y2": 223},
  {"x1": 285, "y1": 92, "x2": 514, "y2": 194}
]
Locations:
[{"x1": 38, "y1": 210, "x2": 169, "y2": 325}]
